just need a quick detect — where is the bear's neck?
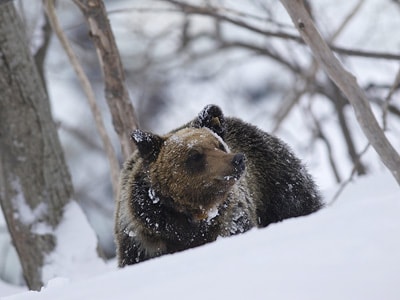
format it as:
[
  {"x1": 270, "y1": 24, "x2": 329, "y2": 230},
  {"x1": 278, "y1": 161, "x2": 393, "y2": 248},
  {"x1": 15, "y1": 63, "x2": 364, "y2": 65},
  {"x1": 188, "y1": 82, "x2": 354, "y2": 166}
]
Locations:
[{"x1": 132, "y1": 174, "x2": 220, "y2": 248}]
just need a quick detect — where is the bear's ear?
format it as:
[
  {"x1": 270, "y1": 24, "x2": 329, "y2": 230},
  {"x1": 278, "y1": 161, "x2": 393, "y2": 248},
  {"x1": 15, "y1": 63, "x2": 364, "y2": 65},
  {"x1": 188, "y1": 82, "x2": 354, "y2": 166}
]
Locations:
[
  {"x1": 131, "y1": 129, "x2": 164, "y2": 162},
  {"x1": 194, "y1": 104, "x2": 226, "y2": 137}
]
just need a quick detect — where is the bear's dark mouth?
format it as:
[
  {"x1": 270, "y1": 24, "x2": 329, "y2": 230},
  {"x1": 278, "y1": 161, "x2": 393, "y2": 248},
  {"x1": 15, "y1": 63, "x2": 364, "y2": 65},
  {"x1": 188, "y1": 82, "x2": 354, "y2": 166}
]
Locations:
[
  {"x1": 222, "y1": 173, "x2": 242, "y2": 181},
  {"x1": 215, "y1": 172, "x2": 243, "y2": 182}
]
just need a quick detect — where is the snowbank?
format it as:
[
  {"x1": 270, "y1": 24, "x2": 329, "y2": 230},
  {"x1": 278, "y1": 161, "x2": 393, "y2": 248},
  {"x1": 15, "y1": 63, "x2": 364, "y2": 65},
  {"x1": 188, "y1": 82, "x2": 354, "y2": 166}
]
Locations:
[
  {"x1": 0, "y1": 282, "x2": 23, "y2": 299},
  {"x1": 41, "y1": 201, "x2": 106, "y2": 283},
  {"x1": 3, "y1": 170, "x2": 400, "y2": 300}
]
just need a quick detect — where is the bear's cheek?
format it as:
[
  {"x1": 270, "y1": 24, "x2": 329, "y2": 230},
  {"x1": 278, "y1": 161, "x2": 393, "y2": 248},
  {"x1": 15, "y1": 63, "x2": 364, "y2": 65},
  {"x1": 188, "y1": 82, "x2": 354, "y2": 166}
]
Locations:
[{"x1": 149, "y1": 162, "x2": 181, "y2": 193}]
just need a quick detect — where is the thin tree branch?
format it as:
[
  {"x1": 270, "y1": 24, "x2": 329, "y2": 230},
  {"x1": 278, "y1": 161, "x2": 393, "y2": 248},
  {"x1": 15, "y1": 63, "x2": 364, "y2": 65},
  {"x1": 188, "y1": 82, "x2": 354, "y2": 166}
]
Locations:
[
  {"x1": 329, "y1": 46, "x2": 400, "y2": 61},
  {"x1": 280, "y1": 0, "x2": 400, "y2": 186},
  {"x1": 43, "y1": 0, "x2": 120, "y2": 200},
  {"x1": 383, "y1": 66, "x2": 400, "y2": 130},
  {"x1": 310, "y1": 110, "x2": 342, "y2": 183},
  {"x1": 73, "y1": 0, "x2": 139, "y2": 161},
  {"x1": 370, "y1": 97, "x2": 400, "y2": 119},
  {"x1": 164, "y1": 0, "x2": 400, "y2": 61},
  {"x1": 311, "y1": 0, "x2": 367, "y2": 176},
  {"x1": 58, "y1": 121, "x2": 104, "y2": 153},
  {"x1": 271, "y1": 0, "x2": 367, "y2": 176},
  {"x1": 331, "y1": 83, "x2": 367, "y2": 175},
  {"x1": 329, "y1": 0, "x2": 365, "y2": 41},
  {"x1": 271, "y1": 81, "x2": 308, "y2": 134},
  {"x1": 329, "y1": 143, "x2": 370, "y2": 204},
  {"x1": 219, "y1": 41, "x2": 303, "y2": 75}
]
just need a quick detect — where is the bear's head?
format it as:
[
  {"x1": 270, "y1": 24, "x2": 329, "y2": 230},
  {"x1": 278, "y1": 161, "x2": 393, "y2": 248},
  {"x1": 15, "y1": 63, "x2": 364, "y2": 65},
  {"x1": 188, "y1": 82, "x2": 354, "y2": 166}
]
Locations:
[{"x1": 131, "y1": 125, "x2": 245, "y2": 222}]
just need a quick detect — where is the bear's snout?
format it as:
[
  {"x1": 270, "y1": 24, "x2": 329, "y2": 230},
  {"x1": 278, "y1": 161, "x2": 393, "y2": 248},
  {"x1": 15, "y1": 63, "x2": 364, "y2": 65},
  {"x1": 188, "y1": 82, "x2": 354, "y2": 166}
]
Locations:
[{"x1": 232, "y1": 153, "x2": 246, "y2": 175}]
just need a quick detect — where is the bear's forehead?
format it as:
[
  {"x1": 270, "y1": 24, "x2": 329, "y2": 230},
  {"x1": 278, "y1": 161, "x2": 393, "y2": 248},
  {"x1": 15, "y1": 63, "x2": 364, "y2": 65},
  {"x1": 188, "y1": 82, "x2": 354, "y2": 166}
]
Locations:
[{"x1": 164, "y1": 128, "x2": 225, "y2": 150}]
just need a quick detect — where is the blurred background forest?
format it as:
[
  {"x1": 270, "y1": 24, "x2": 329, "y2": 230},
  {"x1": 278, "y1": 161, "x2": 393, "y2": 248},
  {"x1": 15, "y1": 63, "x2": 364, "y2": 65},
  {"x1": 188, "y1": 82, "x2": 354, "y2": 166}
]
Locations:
[{"x1": 1, "y1": 0, "x2": 400, "y2": 286}]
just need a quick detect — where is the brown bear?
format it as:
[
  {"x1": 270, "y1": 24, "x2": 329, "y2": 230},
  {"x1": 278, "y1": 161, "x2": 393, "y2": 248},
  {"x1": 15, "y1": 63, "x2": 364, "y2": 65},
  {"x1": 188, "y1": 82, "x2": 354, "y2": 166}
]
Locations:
[{"x1": 115, "y1": 105, "x2": 322, "y2": 267}]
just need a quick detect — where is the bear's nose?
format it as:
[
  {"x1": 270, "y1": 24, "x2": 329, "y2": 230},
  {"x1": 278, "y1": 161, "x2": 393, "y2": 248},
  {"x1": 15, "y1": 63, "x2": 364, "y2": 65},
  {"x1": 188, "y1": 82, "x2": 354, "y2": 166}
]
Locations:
[{"x1": 232, "y1": 153, "x2": 245, "y2": 173}]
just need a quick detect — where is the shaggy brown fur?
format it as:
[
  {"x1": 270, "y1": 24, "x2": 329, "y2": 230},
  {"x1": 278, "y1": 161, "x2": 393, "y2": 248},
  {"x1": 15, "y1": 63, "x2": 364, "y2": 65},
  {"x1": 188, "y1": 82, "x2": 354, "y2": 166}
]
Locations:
[{"x1": 115, "y1": 105, "x2": 322, "y2": 267}]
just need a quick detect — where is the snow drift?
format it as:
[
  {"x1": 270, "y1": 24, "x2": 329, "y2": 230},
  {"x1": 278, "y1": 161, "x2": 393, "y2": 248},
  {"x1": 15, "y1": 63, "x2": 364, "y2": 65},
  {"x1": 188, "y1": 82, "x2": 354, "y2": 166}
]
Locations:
[{"x1": 3, "y1": 170, "x2": 400, "y2": 300}]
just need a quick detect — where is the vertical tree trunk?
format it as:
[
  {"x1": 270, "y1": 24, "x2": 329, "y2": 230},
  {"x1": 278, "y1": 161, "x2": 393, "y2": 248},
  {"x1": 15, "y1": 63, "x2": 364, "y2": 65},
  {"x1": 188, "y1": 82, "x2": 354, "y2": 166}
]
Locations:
[
  {"x1": 74, "y1": 0, "x2": 139, "y2": 160},
  {"x1": 0, "y1": 3, "x2": 74, "y2": 290}
]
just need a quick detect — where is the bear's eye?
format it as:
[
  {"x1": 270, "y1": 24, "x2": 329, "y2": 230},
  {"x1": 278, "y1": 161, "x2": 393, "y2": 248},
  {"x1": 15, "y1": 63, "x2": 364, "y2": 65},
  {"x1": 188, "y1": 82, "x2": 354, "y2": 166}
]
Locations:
[
  {"x1": 188, "y1": 149, "x2": 204, "y2": 162},
  {"x1": 186, "y1": 149, "x2": 205, "y2": 173}
]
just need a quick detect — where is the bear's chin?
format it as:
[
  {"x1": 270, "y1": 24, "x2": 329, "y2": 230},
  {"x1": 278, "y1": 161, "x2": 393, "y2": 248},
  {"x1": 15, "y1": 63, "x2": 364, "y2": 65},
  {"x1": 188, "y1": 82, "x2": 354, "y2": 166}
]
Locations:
[
  {"x1": 191, "y1": 205, "x2": 220, "y2": 222},
  {"x1": 174, "y1": 191, "x2": 228, "y2": 223}
]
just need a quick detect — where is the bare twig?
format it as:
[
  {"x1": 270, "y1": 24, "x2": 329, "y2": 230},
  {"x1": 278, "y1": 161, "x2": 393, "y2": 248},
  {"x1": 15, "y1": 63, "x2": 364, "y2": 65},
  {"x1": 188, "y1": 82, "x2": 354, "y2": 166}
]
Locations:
[
  {"x1": 73, "y1": 0, "x2": 139, "y2": 160},
  {"x1": 58, "y1": 121, "x2": 104, "y2": 153},
  {"x1": 313, "y1": 0, "x2": 367, "y2": 176},
  {"x1": 108, "y1": 5, "x2": 289, "y2": 28},
  {"x1": 219, "y1": 41, "x2": 303, "y2": 75},
  {"x1": 329, "y1": 143, "x2": 370, "y2": 204},
  {"x1": 280, "y1": 0, "x2": 400, "y2": 185},
  {"x1": 330, "y1": 0, "x2": 365, "y2": 41},
  {"x1": 309, "y1": 105, "x2": 342, "y2": 183},
  {"x1": 369, "y1": 97, "x2": 400, "y2": 119},
  {"x1": 329, "y1": 46, "x2": 400, "y2": 61},
  {"x1": 273, "y1": 0, "x2": 366, "y2": 176},
  {"x1": 44, "y1": 0, "x2": 120, "y2": 200},
  {"x1": 330, "y1": 83, "x2": 367, "y2": 175},
  {"x1": 164, "y1": 0, "x2": 400, "y2": 61},
  {"x1": 272, "y1": 81, "x2": 308, "y2": 134},
  {"x1": 383, "y1": 66, "x2": 400, "y2": 130}
]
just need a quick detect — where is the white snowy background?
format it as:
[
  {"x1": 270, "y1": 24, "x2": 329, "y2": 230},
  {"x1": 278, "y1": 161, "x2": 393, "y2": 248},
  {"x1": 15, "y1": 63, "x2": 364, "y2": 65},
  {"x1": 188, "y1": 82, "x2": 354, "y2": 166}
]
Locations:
[{"x1": 1, "y1": 0, "x2": 400, "y2": 299}]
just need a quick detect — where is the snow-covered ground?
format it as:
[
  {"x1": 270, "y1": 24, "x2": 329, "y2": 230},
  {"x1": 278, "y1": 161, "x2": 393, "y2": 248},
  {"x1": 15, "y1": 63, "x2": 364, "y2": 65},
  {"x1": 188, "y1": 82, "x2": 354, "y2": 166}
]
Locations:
[
  {"x1": 1, "y1": 0, "x2": 400, "y2": 299},
  {"x1": 2, "y1": 169, "x2": 399, "y2": 300}
]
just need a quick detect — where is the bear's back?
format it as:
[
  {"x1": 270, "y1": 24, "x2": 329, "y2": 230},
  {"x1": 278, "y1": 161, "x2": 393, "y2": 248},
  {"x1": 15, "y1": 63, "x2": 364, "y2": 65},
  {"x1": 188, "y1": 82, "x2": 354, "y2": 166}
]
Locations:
[{"x1": 223, "y1": 117, "x2": 322, "y2": 226}]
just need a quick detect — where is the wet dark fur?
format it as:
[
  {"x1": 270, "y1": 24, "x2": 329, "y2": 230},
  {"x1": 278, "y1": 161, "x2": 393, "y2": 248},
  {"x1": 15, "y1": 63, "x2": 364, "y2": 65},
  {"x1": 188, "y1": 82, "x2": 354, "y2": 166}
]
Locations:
[{"x1": 115, "y1": 105, "x2": 322, "y2": 267}]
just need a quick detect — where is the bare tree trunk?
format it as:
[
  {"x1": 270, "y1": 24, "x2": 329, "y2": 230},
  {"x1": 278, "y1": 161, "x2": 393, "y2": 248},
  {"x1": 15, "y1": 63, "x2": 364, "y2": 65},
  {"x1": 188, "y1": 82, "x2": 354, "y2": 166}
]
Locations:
[
  {"x1": 280, "y1": 0, "x2": 400, "y2": 185},
  {"x1": 74, "y1": 0, "x2": 139, "y2": 160},
  {"x1": 0, "y1": 3, "x2": 90, "y2": 290},
  {"x1": 44, "y1": 0, "x2": 121, "y2": 201}
]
